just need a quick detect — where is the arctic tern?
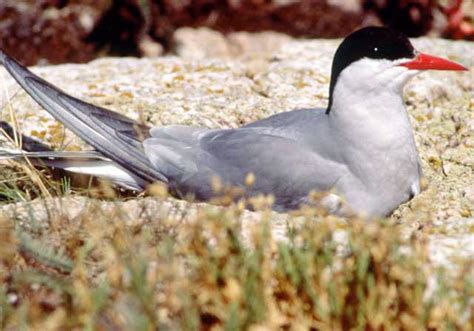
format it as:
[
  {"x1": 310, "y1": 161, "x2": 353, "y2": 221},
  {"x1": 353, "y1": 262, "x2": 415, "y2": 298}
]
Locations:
[{"x1": 0, "y1": 27, "x2": 467, "y2": 217}]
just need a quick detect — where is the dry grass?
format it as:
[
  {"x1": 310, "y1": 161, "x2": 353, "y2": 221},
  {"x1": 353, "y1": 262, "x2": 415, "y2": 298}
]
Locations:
[{"x1": 0, "y1": 173, "x2": 472, "y2": 330}]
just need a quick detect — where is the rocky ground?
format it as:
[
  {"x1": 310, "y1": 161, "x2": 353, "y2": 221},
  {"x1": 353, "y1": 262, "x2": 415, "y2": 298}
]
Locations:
[
  {"x1": 2, "y1": 1, "x2": 473, "y2": 66},
  {"x1": 1, "y1": 28, "x2": 473, "y2": 269}
]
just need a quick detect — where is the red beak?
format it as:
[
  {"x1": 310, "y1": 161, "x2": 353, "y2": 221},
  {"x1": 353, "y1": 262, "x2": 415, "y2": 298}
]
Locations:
[{"x1": 399, "y1": 52, "x2": 468, "y2": 71}]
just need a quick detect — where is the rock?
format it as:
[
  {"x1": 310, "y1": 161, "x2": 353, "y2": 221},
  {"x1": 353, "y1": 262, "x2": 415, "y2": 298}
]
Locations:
[
  {"x1": 1, "y1": 29, "x2": 473, "y2": 268},
  {"x1": 149, "y1": 0, "x2": 364, "y2": 41},
  {"x1": 0, "y1": 0, "x2": 365, "y2": 66},
  {"x1": 174, "y1": 28, "x2": 292, "y2": 76},
  {"x1": 0, "y1": 1, "x2": 108, "y2": 65}
]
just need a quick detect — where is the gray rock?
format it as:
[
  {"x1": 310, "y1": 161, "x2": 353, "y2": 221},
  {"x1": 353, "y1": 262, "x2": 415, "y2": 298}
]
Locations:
[{"x1": 1, "y1": 29, "x2": 473, "y2": 268}]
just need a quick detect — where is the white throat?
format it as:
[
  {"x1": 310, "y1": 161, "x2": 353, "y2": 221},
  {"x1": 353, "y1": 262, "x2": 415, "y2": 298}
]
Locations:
[
  {"x1": 328, "y1": 57, "x2": 419, "y2": 148},
  {"x1": 325, "y1": 58, "x2": 422, "y2": 215}
]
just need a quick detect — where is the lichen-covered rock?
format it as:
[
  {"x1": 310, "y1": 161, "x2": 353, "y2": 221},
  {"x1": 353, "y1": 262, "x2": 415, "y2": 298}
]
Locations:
[{"x1": 1, "y1": 30, "x2": 472, "y2": 268}]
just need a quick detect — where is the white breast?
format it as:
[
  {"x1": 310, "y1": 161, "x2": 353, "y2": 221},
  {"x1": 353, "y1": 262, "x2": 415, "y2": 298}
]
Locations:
[{"x1": 326, "y1": 57, "x2": 423, "y2": 217}]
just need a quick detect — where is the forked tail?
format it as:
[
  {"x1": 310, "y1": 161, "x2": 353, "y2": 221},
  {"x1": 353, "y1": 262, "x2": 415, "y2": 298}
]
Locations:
[{"x1": 0, "y1": 51, "x2": 167, "y2": 186}]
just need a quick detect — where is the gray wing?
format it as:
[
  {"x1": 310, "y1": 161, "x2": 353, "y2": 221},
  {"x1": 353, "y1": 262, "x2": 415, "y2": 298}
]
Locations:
[
  {"x1": 144, "y1": 126, "x2": 345, "y2": 209},
  {"x1": 0, "y1": 51, "x2": 166, "y2": 185}
]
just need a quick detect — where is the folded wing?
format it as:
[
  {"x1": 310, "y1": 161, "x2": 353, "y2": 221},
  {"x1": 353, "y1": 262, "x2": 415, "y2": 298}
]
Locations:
[{"x1": 144, "y1": 127, "x2": 345, "y2": 209}]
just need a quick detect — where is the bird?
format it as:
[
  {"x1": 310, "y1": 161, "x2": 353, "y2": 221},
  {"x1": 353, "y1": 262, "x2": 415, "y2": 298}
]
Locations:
[{"x1": 0, "y1": 26, "x2": 467, "y2": 217}]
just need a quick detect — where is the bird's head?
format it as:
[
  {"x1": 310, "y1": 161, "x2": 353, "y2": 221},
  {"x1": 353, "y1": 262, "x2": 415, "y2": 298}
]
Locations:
[{"x1": 327, "y1": 26, "x2": 467, "y2": 113}]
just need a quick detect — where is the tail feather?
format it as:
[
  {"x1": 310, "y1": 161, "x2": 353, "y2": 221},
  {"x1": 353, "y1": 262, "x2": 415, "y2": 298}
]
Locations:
[
  {"x1": 0, "y1": 149, "x2": 144, "y2": 190},
  {"x1": 0, "y1": 120, "x2": 52, "y2": 152},
  {"x1": 0, "y1": 51, "x2": 167, "y2": 185}
]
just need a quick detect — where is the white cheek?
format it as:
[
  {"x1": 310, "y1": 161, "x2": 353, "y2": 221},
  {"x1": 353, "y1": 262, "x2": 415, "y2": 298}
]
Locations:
[
  {"x1": 337, "y1": 58, "x2": 419, "y2": 95},
  {"x1": 387, "y1": 67, "x2": 420, "y2": 93}
]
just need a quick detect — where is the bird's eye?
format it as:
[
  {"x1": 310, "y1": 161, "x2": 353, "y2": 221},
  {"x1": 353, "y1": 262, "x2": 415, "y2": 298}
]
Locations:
[{"x1": 374, "y1": 47, "x2": 378, "y2": 52}]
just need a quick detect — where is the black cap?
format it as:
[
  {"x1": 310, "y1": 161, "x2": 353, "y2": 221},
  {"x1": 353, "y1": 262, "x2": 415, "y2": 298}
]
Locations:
[{"x1": 327, "y1": 27, "x2": 415, "y2": 113}]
